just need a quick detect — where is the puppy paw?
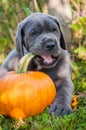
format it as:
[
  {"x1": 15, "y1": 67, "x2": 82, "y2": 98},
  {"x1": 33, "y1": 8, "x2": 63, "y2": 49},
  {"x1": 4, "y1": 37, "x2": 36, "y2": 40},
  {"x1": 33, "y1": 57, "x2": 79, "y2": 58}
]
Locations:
[
  {"x1": 49, "y1": 103, "x2": 72, "y2": 116},
  {"x1": 0, "y1": 67, "x2": 8, "y2": 78}
]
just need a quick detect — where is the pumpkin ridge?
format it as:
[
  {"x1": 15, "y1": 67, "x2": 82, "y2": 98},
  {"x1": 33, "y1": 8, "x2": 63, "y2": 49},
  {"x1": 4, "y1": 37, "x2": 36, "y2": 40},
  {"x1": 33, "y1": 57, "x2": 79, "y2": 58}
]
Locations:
[{"x1": 0, "y1": 52, "x2": 56, "y2": 119}]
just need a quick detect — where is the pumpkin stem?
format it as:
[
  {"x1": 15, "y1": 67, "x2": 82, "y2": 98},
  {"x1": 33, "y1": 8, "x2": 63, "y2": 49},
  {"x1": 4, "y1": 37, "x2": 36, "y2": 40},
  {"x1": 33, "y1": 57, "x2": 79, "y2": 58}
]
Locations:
[{"x1": 16, "y1": 53, "x2": 35, "y2": 74}]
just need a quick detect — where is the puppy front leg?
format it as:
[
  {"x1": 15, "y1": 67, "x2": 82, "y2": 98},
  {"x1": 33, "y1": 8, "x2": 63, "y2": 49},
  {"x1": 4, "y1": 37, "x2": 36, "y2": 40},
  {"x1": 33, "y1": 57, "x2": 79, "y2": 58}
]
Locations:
[
  {"x1": 0, "y1": 49, "x2": 20, "y2": 76},
  {"x1": 49, "y1": 79, "x2": 74, "y2": 116}
]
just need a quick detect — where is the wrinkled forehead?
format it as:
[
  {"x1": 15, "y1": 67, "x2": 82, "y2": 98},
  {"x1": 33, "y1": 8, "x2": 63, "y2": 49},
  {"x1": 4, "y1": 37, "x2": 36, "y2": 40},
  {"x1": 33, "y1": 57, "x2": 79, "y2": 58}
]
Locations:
[
  {"x1": 20, "y1": 13, "x2": 58, "y2": 29},
  {"x1": 29, "y1": 13, "x2": 55, "y2": 25}
]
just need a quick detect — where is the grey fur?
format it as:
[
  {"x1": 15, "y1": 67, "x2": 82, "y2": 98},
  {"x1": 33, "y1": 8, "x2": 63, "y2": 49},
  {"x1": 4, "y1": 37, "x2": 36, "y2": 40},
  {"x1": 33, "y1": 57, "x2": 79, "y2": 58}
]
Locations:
[{"x1": 0, "y1": 13, "x2": 74, "y2": 116}]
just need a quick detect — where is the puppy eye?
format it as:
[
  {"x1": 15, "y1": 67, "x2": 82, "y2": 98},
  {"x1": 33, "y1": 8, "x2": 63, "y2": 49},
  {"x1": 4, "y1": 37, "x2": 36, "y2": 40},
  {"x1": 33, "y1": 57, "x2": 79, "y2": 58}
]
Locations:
[
  {"x1": 30, "y1": 27, "x2": 40, "y2": 35},
  {"x1": 52, "y1": 27, "x2": 57, "y2": 32},
  {"x1": 35, "y1": 27, "x2": 40, "y2": 33},
  {"x1": 30, "y1": 30, "x2": 36, "y2": 35}
]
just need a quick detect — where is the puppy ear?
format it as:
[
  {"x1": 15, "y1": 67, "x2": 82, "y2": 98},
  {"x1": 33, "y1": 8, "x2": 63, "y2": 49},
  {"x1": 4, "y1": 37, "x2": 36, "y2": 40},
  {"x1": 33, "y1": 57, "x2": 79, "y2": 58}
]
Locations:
[
  {"x1": 54, "y1": 17, "x2": 67, "y2": 50},
  {"x1": 60, "y1": 27, "x2": 67, "y2": 50},
  {"x1": 15, "y1": 23, "x2": 24, "y2": 56}
]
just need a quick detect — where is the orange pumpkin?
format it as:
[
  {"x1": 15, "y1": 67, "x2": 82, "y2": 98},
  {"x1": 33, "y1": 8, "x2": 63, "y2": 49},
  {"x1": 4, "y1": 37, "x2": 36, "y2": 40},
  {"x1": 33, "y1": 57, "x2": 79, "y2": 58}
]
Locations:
[
  {"x1": 0, "y1": 53, "x2": 56, "y2": 119},
  {"x1": 71, "y1": 95, "x2": 78, "y2": 109}
]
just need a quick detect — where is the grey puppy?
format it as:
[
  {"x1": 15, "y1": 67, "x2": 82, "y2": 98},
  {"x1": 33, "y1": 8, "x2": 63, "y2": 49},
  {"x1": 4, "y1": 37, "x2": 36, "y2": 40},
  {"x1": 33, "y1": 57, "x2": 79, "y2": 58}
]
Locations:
[{"x1": 0, "y1": 13, "x2": 74, "y2": 116}]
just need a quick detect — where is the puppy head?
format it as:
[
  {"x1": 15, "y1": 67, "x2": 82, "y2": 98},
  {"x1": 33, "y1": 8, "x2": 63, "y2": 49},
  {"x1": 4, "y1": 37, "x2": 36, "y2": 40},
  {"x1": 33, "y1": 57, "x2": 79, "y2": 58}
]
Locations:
[{"x1": 16, "y1": 13, "x2": 66, "y2": 69}]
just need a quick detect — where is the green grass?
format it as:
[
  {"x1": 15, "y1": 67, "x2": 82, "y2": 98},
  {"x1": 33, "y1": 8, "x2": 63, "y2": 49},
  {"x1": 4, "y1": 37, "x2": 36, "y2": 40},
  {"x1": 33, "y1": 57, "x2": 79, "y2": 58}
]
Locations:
[
  {"x1": 0, "y1": 104, "x2": 86, "y2": 130},
  {"x1": 0, "y1": 61, "x2": 86, "y2": 130}
]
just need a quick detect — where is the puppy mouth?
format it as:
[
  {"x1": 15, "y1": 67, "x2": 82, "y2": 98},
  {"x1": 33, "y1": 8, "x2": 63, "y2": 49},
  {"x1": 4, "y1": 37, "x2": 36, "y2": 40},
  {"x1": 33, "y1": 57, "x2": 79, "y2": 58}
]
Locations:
[
  {"x1": 41, "y1": 55, "x2": 56, "y2": 65},
  {"x1": 35, "y1": 55, "x2": 57, "y2": 66}
]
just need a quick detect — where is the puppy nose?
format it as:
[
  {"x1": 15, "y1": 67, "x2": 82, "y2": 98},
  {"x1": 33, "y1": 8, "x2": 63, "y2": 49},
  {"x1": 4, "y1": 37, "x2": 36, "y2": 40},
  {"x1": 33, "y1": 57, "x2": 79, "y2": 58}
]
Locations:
[{"x1": 45, "y1": 41, "x2": 56, "y2": 50}]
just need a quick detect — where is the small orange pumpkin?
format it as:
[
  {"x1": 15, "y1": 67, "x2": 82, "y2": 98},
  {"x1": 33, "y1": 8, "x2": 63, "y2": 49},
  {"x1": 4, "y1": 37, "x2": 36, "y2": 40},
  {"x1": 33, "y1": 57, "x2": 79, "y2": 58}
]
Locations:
[
  {"x1": 0, "y1": 53, "x2": 56, "y2": 119},
  {"x1": 71, "y1": 95, "x2": 78, "y2": 109}
]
